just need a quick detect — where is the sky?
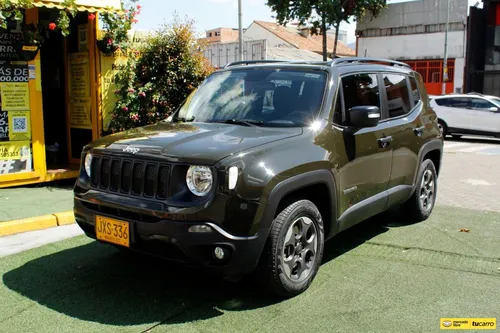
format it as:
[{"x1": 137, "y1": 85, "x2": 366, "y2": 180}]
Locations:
[{"x1": 133, "y1": 0, "x2": 483, "y2": 45}]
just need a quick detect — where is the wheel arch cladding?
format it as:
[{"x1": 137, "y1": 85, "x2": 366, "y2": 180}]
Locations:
[
  {"x1": 259, "y1": 169, "x2": 338, "y2": 240},
  {"x1": 423, "y1": 149, "x2": 441, "y2": 175},
  {"x1": 413, "y1": 139, "x2": 443, "y2": 187}
]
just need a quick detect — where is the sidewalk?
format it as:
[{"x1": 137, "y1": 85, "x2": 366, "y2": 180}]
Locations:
[{"x1": 0, "y1": 179, "x2": 75, "y2": 236}]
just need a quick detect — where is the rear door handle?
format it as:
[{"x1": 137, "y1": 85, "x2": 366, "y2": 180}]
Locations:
[
  {"x1": 378, "y1": 136, "x2": 393, "y2": 148},
  {"x1": 413, "y1": 126, "x2": 425, "y2": 136}
]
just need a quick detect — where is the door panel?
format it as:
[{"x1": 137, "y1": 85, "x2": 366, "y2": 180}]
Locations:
[
  {"x1": 380, "y1": 74, "x2": 421, "y2": 200},
  {"x1": 335, "y1": 73, "x2": 392, "y2": 229},
  {"x1": 469, "y1": 98, "x2": 500, "y2": 133},
  {"x1": 434, "y1": 97, "x2": 470, "y2": 130}
]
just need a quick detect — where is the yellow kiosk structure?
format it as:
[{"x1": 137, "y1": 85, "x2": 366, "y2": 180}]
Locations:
[{"x1": 0, "y1": 0, "x2": 122, "y2": 188}]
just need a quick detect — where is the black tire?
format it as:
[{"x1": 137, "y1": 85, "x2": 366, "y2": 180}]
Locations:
[
  {"x1": 257, "y1": 200, "x2": 324, "y2": 298},
  {"x1": 438, "y1": 120, "x2": 447, "y2": 137},
  {"x1": 401, "y1": 159, "x2": 438, "y2": 222}
]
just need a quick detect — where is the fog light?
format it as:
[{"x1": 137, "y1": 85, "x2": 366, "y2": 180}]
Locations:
[
  {"x1": 188, "y1": 225, "x2": 213, "y2": 233},
  {"x1": 214, "y1": 247, "x2": 225, "y2": 260}
]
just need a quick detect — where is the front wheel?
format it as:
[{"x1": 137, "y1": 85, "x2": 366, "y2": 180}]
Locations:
[
  {"x1": 401, "y1": 159, "x2": 438, "y2": 221},
  {"x1": 258, "y1": 200, "x2": 325, "y2": 298}
]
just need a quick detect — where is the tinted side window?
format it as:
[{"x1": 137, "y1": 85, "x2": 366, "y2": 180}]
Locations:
[
  {"x1": 435, "y1": 97, "x2": 470, "y2": 108},
  {"x1": 471, "y1": 98, "x2": 494, "y2": 110},
  {"x1": 434, "y1": 98, "x2": 449, "y2": 106},
  {"x1": 333, "y1": 89, "x2": 343, "y2": 125},
  {"x1": 383, "y1": 74, "x2": 412, "y2": 118},
  {"x1": 409, "y1": 76, "x2": 420, "y2": 104},
  {"x1": 341, "y1": 74, "x2": 380, "y2": 125},
  {"x1": 448, "y1": 97, "x2": 471, "y2": 109}
]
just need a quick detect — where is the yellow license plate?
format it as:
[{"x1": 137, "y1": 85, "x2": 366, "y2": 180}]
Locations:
[{"x1": 95, "y1": 216, "x2": 130, "y2": 247}]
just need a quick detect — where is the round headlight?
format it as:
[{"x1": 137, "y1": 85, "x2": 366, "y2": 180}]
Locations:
[
  {"x1": 186, "y1": 166, "x2": 213, "y2": 196},
  {"x1": 84, "y1": 153, "x2": 92, "y2": 177}
]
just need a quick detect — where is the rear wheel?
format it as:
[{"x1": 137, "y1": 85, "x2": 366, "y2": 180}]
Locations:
[
  {"x1": 258, "y1": 200, "x2": 324, "y2": 298},
  {"x1": 401, "y1": 159, "x2": 438, "y2": 222}
]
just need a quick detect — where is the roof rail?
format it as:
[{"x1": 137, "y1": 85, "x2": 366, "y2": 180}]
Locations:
[
  {"x1": 330, "y1": 57, "x2": 412, "y2": 69},
  {"x1": 224, "y1": 60, "x2": 290, "y2": 68}
]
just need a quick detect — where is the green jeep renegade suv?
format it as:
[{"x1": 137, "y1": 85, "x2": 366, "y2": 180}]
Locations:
[{"x1": 74, "y1": 58, "x2": 443, "y2": 297}]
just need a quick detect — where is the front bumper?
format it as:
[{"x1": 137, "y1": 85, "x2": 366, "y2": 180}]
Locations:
[{"x1": 74, "y1": 198, "x2": 268, "y2": 277}]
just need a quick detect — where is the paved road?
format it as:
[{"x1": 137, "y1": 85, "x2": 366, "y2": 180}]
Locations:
[{"x1": 438, "y1": 136, "x2": 500, "y2": 213}]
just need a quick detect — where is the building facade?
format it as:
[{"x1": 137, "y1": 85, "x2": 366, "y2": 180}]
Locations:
[
  {"x1": 0, "y1": 0, "x2": 123, "y2": 188},
  {"x1": 244, "y1": 21, "x2": 355, "y2": 58},
  {"x1": 200, "y1": 28, "x2": 240, "y2": 44},
  {"x1": 466, "y1": 0, "x2": 500, "y2": 96},
  {"x1": 356, "y1": 0, "x2": 468, "y2": 95}
]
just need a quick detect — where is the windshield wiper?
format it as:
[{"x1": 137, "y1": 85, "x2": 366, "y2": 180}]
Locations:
[{"x1": 219, "y1": 119, "x2": 264, "y2": 127}]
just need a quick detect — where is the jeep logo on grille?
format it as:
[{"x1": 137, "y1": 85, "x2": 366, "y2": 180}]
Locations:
[{"x1": 123, "y1": 146, "x2": 140, "y2": 154}]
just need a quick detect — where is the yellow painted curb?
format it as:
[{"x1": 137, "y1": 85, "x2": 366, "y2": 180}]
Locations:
[
  {"x1": 0, "y1": 215, "x2": 58, "y2": 237},
  {"x1": 54, "y1": 211, "x2": 75, "y2": 226}
]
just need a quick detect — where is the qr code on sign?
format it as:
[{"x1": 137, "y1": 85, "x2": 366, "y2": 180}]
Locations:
[{"x1": 12, "y1": 117, "x2": 27, "y2": 133}]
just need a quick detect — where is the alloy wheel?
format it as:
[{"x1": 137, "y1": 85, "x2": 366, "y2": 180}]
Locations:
[
  {"x1": 282, "y1": 216, "x2": 318, "y2": 282},
  {"x1": 419, "y1": 169, "x2": 435, "y2": 212}
]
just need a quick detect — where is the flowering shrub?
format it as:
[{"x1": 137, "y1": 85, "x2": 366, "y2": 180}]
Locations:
[
  {"x1": 97, "y1": 0, "x2": 141, "y2": 55},
  {"x1": 0, "y1": 0, "x2": 78, "y2": 44},
  {"x1": 107, "y1": 17, "x2": 214, "y2": 133}
]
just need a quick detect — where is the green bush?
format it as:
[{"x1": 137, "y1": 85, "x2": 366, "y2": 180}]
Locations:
[{"x1": 108, "y1": 17, "x2": 214, "y2": 133}]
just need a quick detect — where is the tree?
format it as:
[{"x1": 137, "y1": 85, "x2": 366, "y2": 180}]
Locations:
[
  {"x1": 330, "y1": 0, "x2": 387, "y2": 58},
  {"x1": 108, "y1": 16, "x2": 214, "y2": 133},
  {"x1": 267, "y1": 0, "x2": 329, "y2": 60},
  {"x1": 266, "y1": 0, "x2": 387, "y2": 59}
]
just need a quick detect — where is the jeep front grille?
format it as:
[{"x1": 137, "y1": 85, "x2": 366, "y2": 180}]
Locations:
[{"x1": 90, "y1": 155, "x2": 170, "y2": 200}]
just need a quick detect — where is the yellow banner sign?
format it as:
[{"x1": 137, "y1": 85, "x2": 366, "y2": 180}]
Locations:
[
  {"x1": 8, "y1": 111, "x2": 31, "y2": 141},
  {"x1": 69, "y1": 98, "x2": 92, "y2": 129},
  {"x1": 1, "y1": 82, "x2": 30, "y2": 111},
  {"x1": 69, "y1": 53, "x2": 90, "y2": 98},
  {"x1": 441, "y1": 318, "x2": 496, "y2": 330},
  {"x1": 0, "y1": 141, "x2": 30, "y2": 160},
  {"x1": 100, "y1": 54, "x2": 127, "y2": 131}
]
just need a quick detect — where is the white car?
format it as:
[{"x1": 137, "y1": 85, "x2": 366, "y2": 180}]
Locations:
[{"x1": 429, "y1": 93, "x2": 500, "y2": 139}]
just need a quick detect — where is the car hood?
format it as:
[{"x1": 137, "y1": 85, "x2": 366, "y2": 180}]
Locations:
[{"x1": 87, "y1": 122, "x2": 303, "y2": 165}]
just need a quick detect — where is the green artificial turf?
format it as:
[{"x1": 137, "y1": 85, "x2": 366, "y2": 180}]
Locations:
[{"x1": 0, "y1": 205, "x2": 499, "y2": 333}]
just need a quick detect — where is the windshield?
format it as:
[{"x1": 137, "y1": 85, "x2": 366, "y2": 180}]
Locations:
[
  {"x1": 173, "y1": 69, "x2": 328, "y2": 127},
  {"x1": 488, "y1": 97, "x2": 500, "y2": 107}
]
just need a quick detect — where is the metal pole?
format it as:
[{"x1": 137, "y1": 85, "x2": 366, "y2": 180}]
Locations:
[
  {"x1": 238, "y1": 0, "x2": 243, "y2": 61},
  {"x1": 442, "y1": 0, "x2": 450, "y2": 95}
]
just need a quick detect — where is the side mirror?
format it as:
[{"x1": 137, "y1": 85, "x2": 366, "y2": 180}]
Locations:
[
  {"x1": 489, "y1": 107, "x2": 499, "y2": 112},
  {"x1": 349, "y1": 106, "x2": 381, "y2": 128}
]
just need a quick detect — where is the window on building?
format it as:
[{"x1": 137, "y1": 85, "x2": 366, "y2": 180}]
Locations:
[
  {"x1": 208, "y1": 32, "x2": 212, "y2": 37},
  {"x1": 341, "y1": 74, "x2": 380, "y2": 126},
  {"x1": 383, "y1": 74, "x2": 412, "y2": 118},
  {"x1": 215, "y1": 31, "x2": 221, "y2": 37}
]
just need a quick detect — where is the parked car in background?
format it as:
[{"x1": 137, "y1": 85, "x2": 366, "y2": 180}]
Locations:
[{"x1": 429, "y1": 93, "x2": 500, "y2": 139}]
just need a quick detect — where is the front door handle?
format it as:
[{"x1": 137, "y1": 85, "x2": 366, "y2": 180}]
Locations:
[
  {"x1": 413, "y1": 126, "x2": 425, "y2": 136},
  {"x1": 378, "y1": 136, "x2": 393, "y2": 148}
]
